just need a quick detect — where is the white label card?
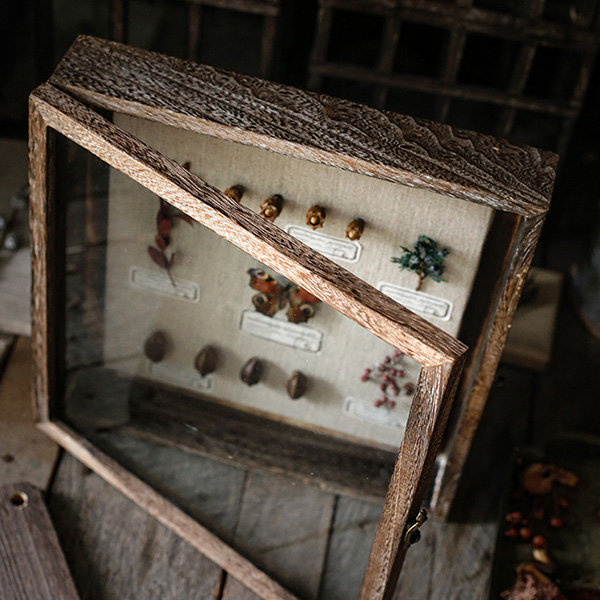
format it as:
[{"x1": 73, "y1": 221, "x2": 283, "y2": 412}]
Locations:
[
  {"x1": 343, "y1": 397, "x2": 407, "y2": 430},
  {"x1": 377, "y1": 282, "x2": 453, "y2": 321},
  {"x1": 130, "y1": 266, "x2": 200, "y2": 302},
  {"x1": 285, "y1": 225, "x2": 362, "y2": 263},
  {"x1": 240, "y1": 310, "x2": 324, "y2": 353}
]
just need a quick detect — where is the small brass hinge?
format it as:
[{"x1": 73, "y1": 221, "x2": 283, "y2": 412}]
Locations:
[{"x1": 403, "y1": 508, "x2": 428, "y2": 548}]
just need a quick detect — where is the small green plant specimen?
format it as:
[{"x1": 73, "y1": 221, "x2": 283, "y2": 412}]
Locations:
[{"x1": 392, "y1": 235, "x2": 449, "y2": 291}]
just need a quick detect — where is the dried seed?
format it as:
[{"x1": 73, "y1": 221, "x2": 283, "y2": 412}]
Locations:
[
  {"x1": 225, "y1": 185, "x2": 245, "y2": 203},
  {"x1": 286, "y1": 371, "x2": 307, "y2": 399},
  {"x1": 195, "y1": 346, "x2": 218, "y2": 377},
  {"x1": 259, "y1": 194, "x2": 284, "y2": 221},
  {"x1": 144, "y1": 331, "x2": 168, "y2": 362},
  {"x1": 241, "y1": 358, "x2": 263, "y2": 386},
  {"x1": 305, "y1": 205, "x2": 327, "y2": 229},
  {"x1": 345, "y1": 218, "x2": 365, "y2": 241}
]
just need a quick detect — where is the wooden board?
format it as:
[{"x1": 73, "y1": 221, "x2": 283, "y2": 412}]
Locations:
[
  {"x1": 0, "y1": 249, "x2": 31, "y2": 337},
  {"x1": 0, "y1": 337, "x2": 58, "y2": 488},
  {"x1": 0, "y1": 482, "x2": 79, "y2": 600},
  {"x1": 502, "y1": 268, "x2": 563, "y2": 371}
]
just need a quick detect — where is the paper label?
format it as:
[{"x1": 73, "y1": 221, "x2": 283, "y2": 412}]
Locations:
[
  {"x1": 377, "y1": 282, "x2": 453, "y2": 321},
  {"x1": 285, "y1": 225, "x2": 362, "y2": 263},
  {"x1": 130, "y1": 266, "x2": 200, "y2": 302},
  {"x1": 240, "y1": 310, "x2": 324, "y2": 353},
  {"x1": 343, "y1": 397, "x2": 406, "y2": 429},
  {"x1": 147, "y1": 361, "x2": 214, "y2": 392}
]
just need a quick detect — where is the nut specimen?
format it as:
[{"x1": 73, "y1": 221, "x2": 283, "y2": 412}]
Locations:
[
  {"x1": 194, "y1": 345, "x2": 218, "y2": 377},
  {"x1": 286, "y1": 371, "x2": 307, "y2": 399},
  {"x1": 259, "y1": 194, "x2": 283, "y2": 221},
  {"x1": 144, "y1": 331, "x2": 168, "y2": 362},
  {"x1": 241, "y1": 357, "x2": 263, "y2": 386},
  {"x1": 345, "y1": 218, "x2": 365, "y2": 241},
  {"x1": 305, "y1": 205, "x2": 326, "y2": 229},
  {"x1": 224, "y1": 184, "x2": 245, "y2": 203}
]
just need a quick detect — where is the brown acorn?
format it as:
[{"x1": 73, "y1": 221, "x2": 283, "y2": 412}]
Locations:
[
  {"x1": 194, "y1": 345, "x2": 218, "y2": 377},
  {"x1": 259, "y1": 194, "x2": 283, "y2": 221},
  {"x1": 306, "y1": 205, "x2": 326, "y2": 229},
  {"x1": 224, "y1": 184, "x2": 244, "y2": 203},
  {"x1": 345, "y1": 218, "x2": 365, "y2": 241},
  {"x1": 286, "y1": 371, "x2": 307, "y2": 399},
  {"x1": 144, "y1": 331, "x2": 168, "y2": 363},
  {"x1": 241, "y1": 358, "x2": 263, "y2": 386}
]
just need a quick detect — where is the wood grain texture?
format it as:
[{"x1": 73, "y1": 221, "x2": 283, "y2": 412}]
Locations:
[
  {"x1": 49, "y1": 36, "x2": 557, "y2": 217},
  {"x1": 47, "y1": 453, "x2": 225, "y2": 600},
  {"x1": 126, "y1": 376, "x2": 395, "y2": 501},
  {"x1": 434, "y1": 213, "x2": 546, "y2": 518},
  {"x1": 0, "y1": 482, "x2": 79, "y2": 600},
  {"x1": 38, "y1": 420, "x2": 298, "y2": 600},
  {"x1": 29, "y1": 83, "x2": 465, "y2": 368},
  {"x1": 360, "y1": 356, "x2": 465, "y2": 599}
]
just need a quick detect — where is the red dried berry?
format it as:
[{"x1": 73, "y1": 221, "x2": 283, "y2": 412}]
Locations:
[
  {"x1": 504, "y1": 528, "x2": 519, "y2": 541},
  {"x1": 550, "y1": 517, "x2": 564, "y2": 529},
  {"x1": 388, "y1": 400, "x2": 396, "y2": 408},
  {"x1": 364, "y1": 368, "x2": 371, "y2": 376},
  {"x1": 404, "y1": 383, "x2": 415, "y2": 395},
  {"x1": 532, "y1": 535, "x2": 547, "y2": 548},
  {"x1": 397, "y1": 369, "x2": 405, "y2": 378},
  {"x1": 519, "y1": 527, "x2": 532, "y2": 541},
  {"x1": 558, "y1": 497, "x2": 570, "y2": 509},
  {"x1": 374, "y1": 399, "x2": 384, "y2": 408},
  {"x1": 360, "y1": 375, "x2": 368, "y2": 383},
  {"x1": 391, "y1": 386, "x2": 400, "y2": 396},
  {"x1": 506, "y1": 511, "x2": 522, "y2": 525},
  {"x1": 384, "y1": 356, "x2": 391, "y2": 364},
  {"x1": 378, "y1": 365, "x2": 386, "y2": 372},
  {"x1": 379, "y1": 383, "x2": 387, "y2": 392},
  {"x1": 393, "y1": 350, "x2": 403, "y2": 358}
]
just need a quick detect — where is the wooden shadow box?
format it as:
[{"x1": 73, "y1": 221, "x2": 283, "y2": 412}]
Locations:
[{"x1": 29, "y1": 36, "x2": 556, "y2": 599}]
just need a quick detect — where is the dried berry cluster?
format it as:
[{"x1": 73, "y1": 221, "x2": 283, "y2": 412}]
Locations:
[
  {"x1": 360, "y1": 349, "x2": 415, "y2": 409},
  {"x1": 392, "y1": 235, "x2": 449, "y2": 291},
  {"x1": 503, "y1": 462, "x2": 579, "y2": 574},
  {"x1": 147, "y1": 191, "x2": 194, "y2": 286}
]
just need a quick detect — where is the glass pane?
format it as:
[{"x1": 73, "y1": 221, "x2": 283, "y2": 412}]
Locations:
[{"x1": 56, "y1": 131, "x2": 427, "y2": 598}]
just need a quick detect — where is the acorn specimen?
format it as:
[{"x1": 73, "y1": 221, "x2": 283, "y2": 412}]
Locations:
[
  {"x1": 241, "y1": 358, "x2": 263, "y2": 386},
  {"x1": 305, "y1": 205, "x2": 327, "y2": 229},
  {"x1": 144, "y1": 331, "x2": 168, "y2": 363},
  {"x1": 345, "y1": 218, "x2": 365, "y2": 241},
  {"x1": 286, "y1": 371, "x2": 307, "y2": 399},
  {"x1": 224, "y1": 184, "x2": 245, "y2": 203},
  {"x1": 259, "y1": 194, "x2": 283, "y2": 221},
  {"x1": 194, "y1": 345, "x2": 218, "y2": 377}
]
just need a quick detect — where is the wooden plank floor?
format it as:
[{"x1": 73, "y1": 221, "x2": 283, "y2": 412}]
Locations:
[{"x1": 37, "y1": 359, "x2": 532, "y2": 600}]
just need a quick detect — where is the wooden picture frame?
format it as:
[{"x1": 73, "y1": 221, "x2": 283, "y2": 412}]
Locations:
[{"x1": 29, "y1": 36, "x2": 555, "y2": 598}]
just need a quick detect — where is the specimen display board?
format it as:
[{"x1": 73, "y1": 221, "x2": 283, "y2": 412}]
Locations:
[{"x1": 29, "y1": 36, "x2": 556, "y2": 599}]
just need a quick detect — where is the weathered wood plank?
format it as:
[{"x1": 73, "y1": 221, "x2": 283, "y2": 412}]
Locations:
[
  {"x1": 0, "y1": 337, "x2": 58, "y2": 488},
  {"x1": 0, "y1": 482, "x2": 79, "y2": 600},
  {"x1": 47, "y1": 452, "x2": 225, "y2": 600},
  {"x1": 50, "y1": 36, "x2": 557, "y2": 216},
  {"x1": 223, "y1": 471, "x2": 335, "y2": 600}
]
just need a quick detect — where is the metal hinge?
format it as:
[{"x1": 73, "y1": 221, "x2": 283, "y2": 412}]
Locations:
[{"x1": 403, "y1": 508, "x2": 428, "y2": 548}]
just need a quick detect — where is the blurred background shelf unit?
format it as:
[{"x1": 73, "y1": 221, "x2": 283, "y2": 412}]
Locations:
[{"x1": 307, "y1": 0, "x2": 600, "y2": 156}]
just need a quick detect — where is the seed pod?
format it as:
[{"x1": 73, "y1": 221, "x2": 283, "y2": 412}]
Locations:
[
  {"x1": 305, "y1": 205, "x2": 326, "y2": 229},
  {"x1": 345, "y1": 218, "x2": 365, "y2": 241},
  {"x1": 241, "y1": 357, "x2": 263, "y2": 386},
  {"x1": 286, "y1": 371, "x2": 307, "y2": 399},
  {"x1": 194, "y1": 345, "x2": 218, "y2": 377},
  {"x1": 144, "y1": 331, "x2": 168, "y2": 363},
  {"x1": 259, "y1": 194, "x2": 283, "y2": 221},
  {"x1": 224, "y1": 184, "x2": 245, "y2": 203}
]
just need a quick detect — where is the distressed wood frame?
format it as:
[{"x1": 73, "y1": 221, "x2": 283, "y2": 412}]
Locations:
[{"x1": 29, "y1": 36, "x2": 555, "y2": 598}]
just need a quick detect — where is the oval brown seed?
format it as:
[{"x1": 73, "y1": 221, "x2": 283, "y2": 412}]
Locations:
[
  {"x1": 224, "y1": 184, "x2": 245, "y2": 203},
  {"x1": 305, "y1": 205, "x2": 327, "y2": 229},
  {"x1": 195, "y1": 345, "x2": 218, "y2": 377},
  {"x1": 144, "y1": 331, "x2": 168, "y2": 362},
  {"x1": 241, "y1": 357, "x2": 263, "y2": 386},
  {"x1": 259, "y1": 194, "x2": 284, "y2": 221},
  {"x1": 286, "y1": 371, "x2": 307, "y2": 400},
  {"x1": 345, "y1": 218, "x2": 365, "y2": 241}
]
